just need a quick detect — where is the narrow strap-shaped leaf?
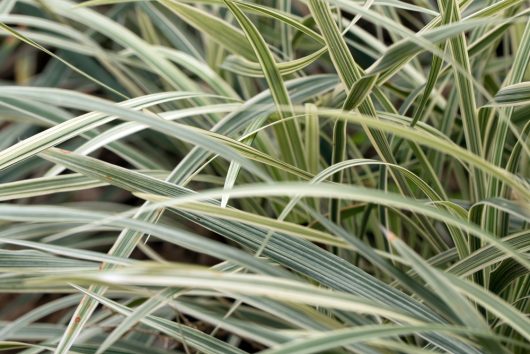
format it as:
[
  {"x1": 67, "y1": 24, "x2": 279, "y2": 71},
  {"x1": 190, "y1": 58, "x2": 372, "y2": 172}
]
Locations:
[
  {"x1": 490, "y1": 81, "x2": 530, "y2": 107},
  {"x1": 221, "y1": 47, "x2": 326, "y2": 77},
  {"x1": 223, "y1": 0, "x2": 307, "y2": 170},
  {"x1": 258, "y1": 323, "x2": 505, "y2": 354},
  {"x1": 385, "y1": 230, "x2": 502, "y2": 352},
  {"x1": 0, "y1": 22, "x2": 128, "y2": 99},
  {"x1": 448, "y1": 230, "x2": 530, "y2": 277},
  {"x1": 441, "y1": 0, "x2": 485, "y2": 200},
  {"x1": 0, "y1": 0, "x2": 16, "y2": 14},
  {"x1": 158, "y1": 0, "x2": 256, "y2": 60},
  {"x1": 0, "y1": 171, "x2": 166, "y2": 201}
]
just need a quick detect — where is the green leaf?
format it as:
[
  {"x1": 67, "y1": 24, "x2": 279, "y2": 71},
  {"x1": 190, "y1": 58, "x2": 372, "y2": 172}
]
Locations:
[{"x1": 490, "y1": 82, "x2": 530, "y2": 107}]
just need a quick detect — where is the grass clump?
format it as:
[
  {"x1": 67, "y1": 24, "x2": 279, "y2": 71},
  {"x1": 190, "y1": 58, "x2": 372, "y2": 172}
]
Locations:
[{"x1": 0, "y1": 0, "x2": 529, "y2": 353}]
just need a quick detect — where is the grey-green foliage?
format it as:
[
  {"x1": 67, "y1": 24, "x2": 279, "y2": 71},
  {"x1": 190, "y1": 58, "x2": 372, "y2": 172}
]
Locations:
[{"x1": 0, "y1": 0, "x2": 529, "y2": 353}]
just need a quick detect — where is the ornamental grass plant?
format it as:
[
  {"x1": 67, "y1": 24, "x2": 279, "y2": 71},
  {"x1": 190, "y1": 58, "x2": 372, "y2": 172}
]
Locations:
[{"x1": 0, "y1": 0, "x2": 529, "y2": 353}]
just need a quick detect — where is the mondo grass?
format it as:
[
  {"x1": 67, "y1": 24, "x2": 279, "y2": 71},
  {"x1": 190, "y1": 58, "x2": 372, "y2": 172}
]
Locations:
[{"x1": 0, "y1": 0, "x2": 529, "y2": 353}]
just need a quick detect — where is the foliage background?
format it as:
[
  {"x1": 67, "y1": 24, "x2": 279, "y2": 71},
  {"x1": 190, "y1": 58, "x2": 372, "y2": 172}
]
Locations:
[{"x1": 0, "y1": 0, "x2": 529, "y2": 353}]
